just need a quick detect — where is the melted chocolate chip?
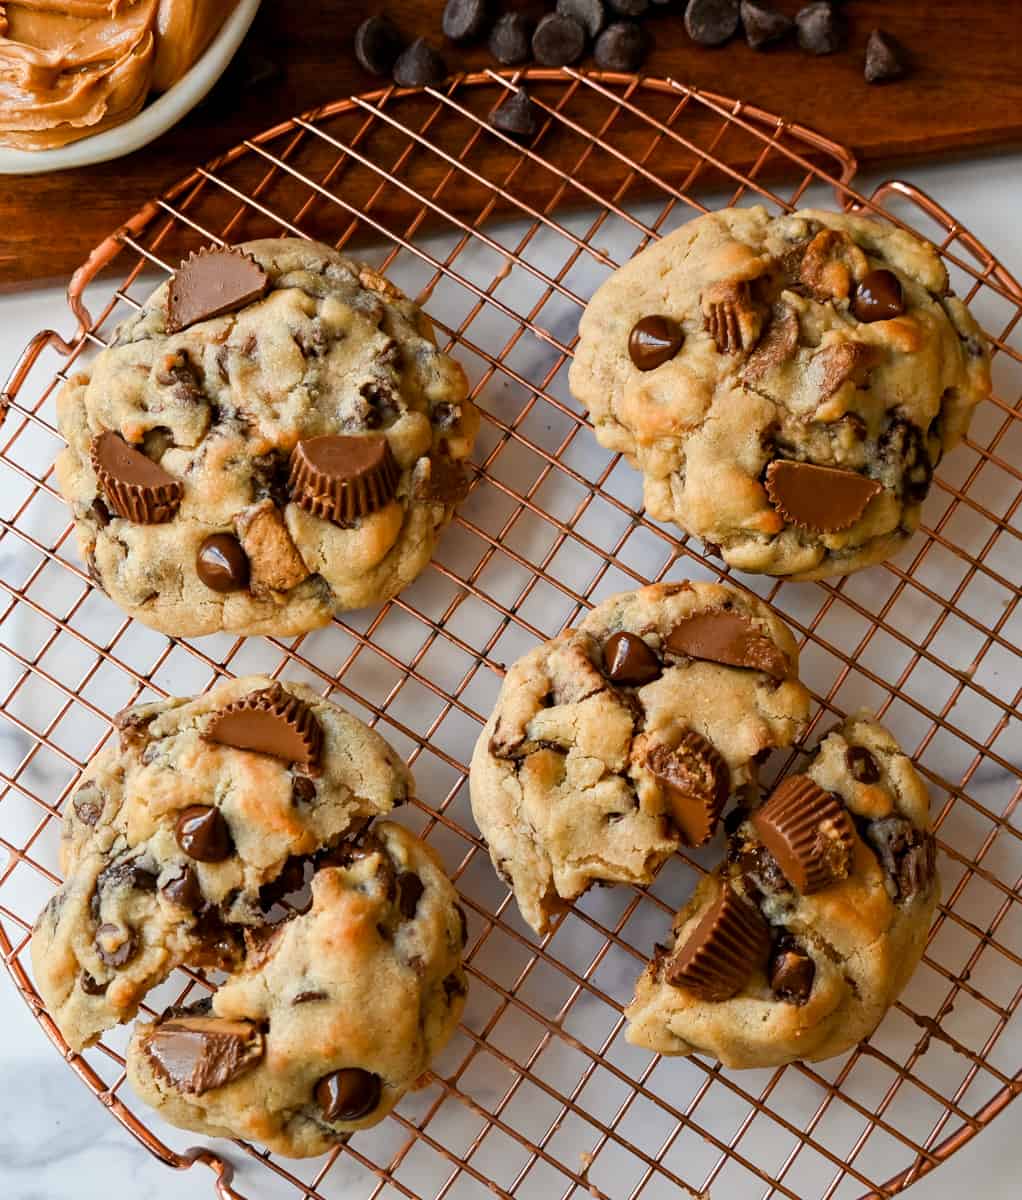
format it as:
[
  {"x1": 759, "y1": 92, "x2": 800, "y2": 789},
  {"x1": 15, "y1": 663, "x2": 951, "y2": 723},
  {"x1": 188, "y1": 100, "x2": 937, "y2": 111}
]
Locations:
[
  {"x1": 161, "y1": 865, "x2": 202, "y2": 910},
  {"x1": 72, "y1": 784, "x2": 104, "y2": 827},
  {"x1": 196, "y1": 533, "x2": 250, "y2": 593},
  {"x1": 602, "y1": 631, "x2": 662, "y2": 685},
  {"x1": 315, "y1": 1068, "x2": 382, "y2": 1122},
  {"x1": 880, "y1": 418, "x2": 933, "y2": 504},
  {"x1": 852, "y1": 269, "x2": 905, "y2": 323},
  {"x1": 291, "y1": 775, "x2": 317, "y2": 805},
  {"x1": 865, "y1": 817, "x2": 936, "y2": 903},
  {"x1": 628, "y1": 315, "x2": 684, "y2": 371},
  {"x1": 175, "y1": 806, "x2": 233, "y2": 862},
  {"x1": 293, "y1": 989, "x2": 328, "y2": 1005},
  {"x1": 80, "y1": 970, "x2": 108, "y2": 995},
  {"x1": 846, "y1": 745, "x2": 880, "y2": 784},
  {"x1": 91, "y1": 497, "x2": 111, "y2": 527},
  {"x1": 769, "y1": 938, "x2": 816, "y2": 1004},
  {"x1": 95, "y1": 922, "x2": 137, "y2": 968},
  {"x1": 397, "y1": 871, "x2": 425, "y2": 920}
]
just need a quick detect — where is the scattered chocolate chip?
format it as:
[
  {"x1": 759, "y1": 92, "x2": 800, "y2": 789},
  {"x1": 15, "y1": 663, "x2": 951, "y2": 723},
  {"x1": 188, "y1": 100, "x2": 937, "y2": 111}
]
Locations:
[
  {"x1": 354, "y1": 15, "x2": 404, "y2": 76},
  {"x1": 167, "y1": 247, "x2": 268, "y2": 334},
  {"x1": 72, "y1": 783, "x2": 104, "y2": 827},
  {"x1": 532, "y1": 13, "x2": 586, "y2": 66},
  {"x1": 769, "y1": 938, "x2": 815, "y2": 1003},
  {"x1": 80, "y1": 970, "x2": 108, "y2": 995},
  {"x1": 95, "y1": 922, "x2": 137, "y2": 968},
  {"x1": 608, "y1": 0, "x2": 647, "y2": 15},
  {"x1": 291, "y1": 775, "x2": 317, "y2": 805},
  {"x1": 594, "y1": 21, "x2": 647, "y2": 69},
  {"x1": 161, "y1": 864, "x2": 202, "y2": 909},
  {"x1": 315, "y1": 1068, "x2": 382, "y2": 1122},
  {"x1": 602, "y1": 631, "x2": 661, "y2": 686},
  {"x1": 557, "y1": 0, "x2": 605, "y2": 39},
  {"x1": 751, "y1": 774, "x2": 855, "y2": 894},
  {"x1": 666, "y1": 610, "x2": 788, "y2": 680},
  {"x1": 740, "y1": 0, "x2": 792, "y2": 49},
  {"x1": 206, "y1": 685, "x2": 323, "y2": 772},
  {"x1": 795, "y1": 2, "x2": 845, "y2": 55},
  {"x1": 196, "y1": 533, "x2": 250, "y2": 593},
  {"x1": 764, "y1": 460, "x2": 883, "y2": 533},
  {"x1": 442, "y1": 0, "x2": 490, "y2": 42},
  {"x1": 144, "y1": 1016, "x2": 263, "y2": 1095},
  {"x1": 880, "y1": 419, "x2": 933, "y2": 504},
  {"x1": 665, "y1": 884, "x2": 770, "y2": 1000},
  {"x1": 647, "y1": 732, "x2": 730, "y2": 847},
  {"x1": 865, "y1": 817, "x2": 936, "y2": 903},
  {"x1": 91, "y1": 432, "x2": 183, "y2": 525},
  {"x1": 852, "y1": 269, "x2": 905, "y2": 323},
  {"x1": 397, "y1": 871, "x2": 425, "y2": 919},
  {"x1": 90, "y1": 497, "x2": 111, "y2": 527},
  {"x1": 175, "y1": 806, "x2": 233, "y2": 863},
  {"x1": 846, "y1": 745, "x2": 880, "y2": 784},
  {"x1": 489, "y1": 12, "x2": 533, "y2": 64},
  {"x1": 864, "y1": 28, "x2": 906, "y2": 84},
  {"x1": 628, "y1": 315, "x2": 684, "y2": 371},
  {"x1": 293, "y1": 990, "x2": 328, "y2": 1005},
  {"x1": 685, "y1": 0, "x2": 740, "y2": 47},
  {"x1": 489, "y1": 89, "x2": 538, "y2": 139},
  {"x1": 289, "y1": 434, "x2": 399, "y2": 525},
  {"x1": 393, "y1": 38, "x2": 447, "y2": 88}
]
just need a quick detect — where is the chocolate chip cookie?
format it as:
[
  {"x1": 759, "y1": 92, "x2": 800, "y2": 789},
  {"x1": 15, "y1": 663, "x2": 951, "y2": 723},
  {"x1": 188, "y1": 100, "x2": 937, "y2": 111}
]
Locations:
[
  {"x1": 469, "y1": 582, "x2": 811, "y2": 934},
  {"x1": 31, "y1": 676, "x2": 411, "y2": 1051},
  {"x1": 126, "y1": 821, "x2": 468, "y2": 1157},
  {"x1": 625, "y1": 713, "x2": 938, "y2": 1067},
  {"x1": 569, "y1": 207, "x2": 991, "y2": 579},
  {"x1": 56, "y1": 239, "x2": 478, "y2": 637}
]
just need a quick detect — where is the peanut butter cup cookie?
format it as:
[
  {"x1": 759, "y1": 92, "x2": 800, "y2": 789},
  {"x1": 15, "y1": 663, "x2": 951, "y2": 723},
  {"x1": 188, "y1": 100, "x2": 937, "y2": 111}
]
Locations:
[
  {"x1": 56, "y1": 238, "x2": 478, "y2": 637},
  {"x1": 469, "y1": 582, "x2": 811, "y2": 934},
  {"x1": 625, "y1": 713, "x2": 938, "y2": 1067},
  {"x1": 569, "y1": 207, "x2": 991, "y2": 579}
]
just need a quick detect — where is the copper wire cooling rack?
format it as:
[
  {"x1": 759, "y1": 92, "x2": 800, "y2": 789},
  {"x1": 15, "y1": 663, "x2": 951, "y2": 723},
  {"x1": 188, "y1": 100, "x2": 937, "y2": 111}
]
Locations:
[{"x1": 1, "y1": 69, "x2": 1021, "y2": 1200}]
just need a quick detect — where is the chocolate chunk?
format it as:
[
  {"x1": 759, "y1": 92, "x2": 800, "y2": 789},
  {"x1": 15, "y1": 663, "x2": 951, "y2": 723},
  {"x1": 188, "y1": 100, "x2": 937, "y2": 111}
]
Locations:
[
  {"x1": 72, "y1": 783, "x2": 103, "y2": 827},
  {"x1": 175, "y1": 806, "x2": 233, "y2": 863},
  {"x1": 740, "y1": 0, "x2": 793, "y2": 49},
  {"x1": 685, "y1": 0, "x2": 740, "y2": 46},
  {"x1": 846, "y1": 745, "x2": 880, "y2": 784},
  {"x1": 628, "y1": 315, "x2": 684, "y2": 371},
  {"x1": 489, "y1": 13, "x2": 533, "y2": 64},
  {"x1": 95, "y1": 922, "x2": 137, "y2": 968},
  {"x1": 666, "y1": 610, "x2": 788, "y2": 680},
  {"x1": 80, "y1": 970, "x2": 108, "y2": 996},
  {"x1": 291, "y1": 775, "x2": 317, "y2": 805},
  {"x1": 489, "y1": 89, "x2": 538, "y2": 139},
  {"x1": 864, "y1": 28, "x2": 906, "y2": 84},
  {"x1": 114, "y1": 706, "x2": 157, "y2": 753},
  {"x1": 393, "y1": 38, "x2": 447, "y2": 88},
  {"x1": 91, "y1": 497, "x2": 111, "y2": 527},
  {"x1": 354, "y1": 14, "x2": 404, "y2": 76},
  {"x1": 736, "y1": 841, "x2": 791, "y2": 904},
  {"x1": 96, "y1": 855, "x2": 157, "y2": 898},
  {"x1": 812, "y1": 340, "x2": 877, "y2": 401},
  {"x1": 865, "y1": 817, "x2": 936, "y2": 903},
  {"x1": 751, "y1": 774, "x2": 855, "y2": 894},
  {"x1": 293, "y1": 990, "x2": 328, "y2": 1005},
  {"x1": 608, "y1": 0, "x2": 647, "y2": 14},
  {"x1": 196, "y1": 533, "x2": 250, "y2": 593},
  {"x1": 167, "y1": 247, "x2": 268, "y2": 333},
  {"x1": 289, "y1": 434, "x2": 399, "y2": 525},
  {"x1": 315, "y1": 1068, "x2": 382, "y2": 1122},
  {"x1": 880, "y1": 419, "x2": 932, "y2": 504},
  {"x1": 442, "y1": 0, "x2": 490, "y2": 42},
  {"x1": 764, "y1": 461, "x2": 883, "y2": 533},
  {"x1": 796, "y1": 2, "x2": 845, "y2": 55},
  {"x1": 206, "y1": 685, "x2": 323, "y2": 772},
  {"x1": 701, "y1": 281, "x2": 761, "y2": 354},
  {"x1": 557, "y1": 0, "x2": 606, "y2": 39},
  {"x1": 769, "y1": 937, "x2": 815, "y2": 1003},
  {"x1": 647, "y1": 732, "x2": 730, "y2": 847},
  {"x1": 144, "y1": 1016, "x2": 263, "y2": 1095},
  {"x1": 665, "y1": 884, "x2": 770, "y2": 1000},
  {"x1": 234, "y1": 499, "x2": 309, "y2": 596},
  {"x1": 594, "y1": 21, "x2": 647, "y2": 70},
  {"x1": 532, "y1": 13, "x2": 586, "y2": 66},
  {"x1": 742, "y1": 305, "x2": 799, "y2": 383},
  {"x1": 190, "y1": 911, "x2": 243, "y2": 971},
  {"x1": 91, "y1": 432, "x2": 183, "y2": 525},
  {"x1": 602, "y1": 631, "x2": 661, "y2": 685},
  {"x1": 397, "y1": 871, "x2": 425, "y2": 919},
  {"x1": 852, "y1": 269, "x2": 905, "y2": 323},
  {"x1": 161, "y1": 864, "x2": 202, "y2": 909}
]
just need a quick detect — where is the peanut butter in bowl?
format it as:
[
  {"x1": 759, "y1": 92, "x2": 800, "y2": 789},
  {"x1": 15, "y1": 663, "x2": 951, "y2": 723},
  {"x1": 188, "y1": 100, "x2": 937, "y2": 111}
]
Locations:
[{"x1": 0, "y1": 0, "x2": 238, "y2": 150}]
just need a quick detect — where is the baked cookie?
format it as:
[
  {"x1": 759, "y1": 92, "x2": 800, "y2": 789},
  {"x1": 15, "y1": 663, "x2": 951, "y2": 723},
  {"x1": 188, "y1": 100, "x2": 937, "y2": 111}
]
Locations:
[
  {"x1": 31, "y1": 675, "x2": 411, "y2": 1051},
  {"x1": 625, "y1": 713, "x2": 938, "y2": 1067},
  {"x1": 56, "y1": 238, "x2": 478, "y2": 637},
  {"x1": 127, "y1": 821, "x2": 468, "y2": 1157},
  {"x1": 470, "y1": 582, "x2": 811, "y2": 934},
  {"x1": 569, "y1": 207, "x2": 991, "y2": 579}
]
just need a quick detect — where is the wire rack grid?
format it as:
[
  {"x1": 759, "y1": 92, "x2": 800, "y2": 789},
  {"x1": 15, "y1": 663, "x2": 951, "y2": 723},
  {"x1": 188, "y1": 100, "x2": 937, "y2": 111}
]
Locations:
[{"x1": 0, "y1": 68, "x2": 1019, "y2": 1200}]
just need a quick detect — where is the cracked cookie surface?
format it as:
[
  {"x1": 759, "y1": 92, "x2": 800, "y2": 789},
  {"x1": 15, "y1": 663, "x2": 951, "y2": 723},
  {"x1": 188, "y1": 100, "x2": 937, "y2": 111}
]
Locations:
[
  {"x1": 469, "y1": 582, "x2": 811, "y2": 934},
  {"x1": 625, "y1": 713, "x2": 938, "y2": 1067},
  {"x1": 569, "y1": 207, "x2": 991, "y2": 579},
  {"x1": 56, "y1": 238, "x2": 478, "y2": 637}
]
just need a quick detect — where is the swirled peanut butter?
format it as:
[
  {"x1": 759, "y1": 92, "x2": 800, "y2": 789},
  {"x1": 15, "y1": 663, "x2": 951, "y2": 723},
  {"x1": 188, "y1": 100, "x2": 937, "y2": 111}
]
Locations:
[{"x1": 0, "y1": 0, "x2": 237, "y2": 150}]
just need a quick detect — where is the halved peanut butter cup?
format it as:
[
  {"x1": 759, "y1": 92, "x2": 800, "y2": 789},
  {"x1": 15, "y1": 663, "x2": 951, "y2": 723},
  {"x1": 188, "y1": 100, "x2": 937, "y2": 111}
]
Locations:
[
  {"x1": 665, "y1": 884, "x2": 770, "y2": 1001},
  {"x1": 288, "y1": 434, "x2": 400, "y2": 524},
  {"x1": 751, "y1": 774, "x2": 855, "y2": 894},
  {"x1": 206, "y1": 685, "x2": 323, "y2": 773},
  {"x1": 765, "y1": 460, "x2": 882, "y2": 532},
  {"x1": 91, "y1": 431, "x2": 182, "y2": 524},
  {"x1": 166, "y1": 246, "x2": 268, "y2": 333}
]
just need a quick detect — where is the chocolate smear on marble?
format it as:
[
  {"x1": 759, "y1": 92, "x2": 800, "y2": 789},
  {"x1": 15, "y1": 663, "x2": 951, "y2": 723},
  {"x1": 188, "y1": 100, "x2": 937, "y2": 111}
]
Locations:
[
  {"x1": 289, "y1": 434, "x2": 399, "y2": 524},
  {"x1": 752, "y1": 774, "x2": 854, "y2": 894},
  {"x1": 207, "y1": 686, "x2": 323, "y2": 772},
  {"x1": 166, "y1": 247, "x2": 268, "y2": 333},
  {"x1": 144, "y1": 1016, "x2": 264, "y2": 1094},
  {"x1": 765, "y1": 460, "x2": 882, "y2": 532},
  {"x1": 646, "y1": 732, "x2": 729, "y2": 847},
  {"x1": 665, "y1": 884, "x2": 770, "y2": 1001},
  {"x1": 665, "y1": 610, "x2": 789, "y2": 680},
  {"x1": 91, "y1": 432, "x2": 182, "y2": 524}
]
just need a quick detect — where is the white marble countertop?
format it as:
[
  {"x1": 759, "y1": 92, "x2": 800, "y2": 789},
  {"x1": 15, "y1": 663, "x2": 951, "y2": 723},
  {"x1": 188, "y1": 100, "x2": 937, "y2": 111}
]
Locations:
[{"x1": 0, "y1": 151, "x2": 1019, "y2": 1200}]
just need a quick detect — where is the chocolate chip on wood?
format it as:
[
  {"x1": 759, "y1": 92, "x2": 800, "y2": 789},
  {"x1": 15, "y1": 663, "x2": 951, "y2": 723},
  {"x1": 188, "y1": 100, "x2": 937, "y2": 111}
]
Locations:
[
  {"x1": 557, "y1": 0, "x2": 606, "y2": 39},
  {"x1": 442, "y1": 0, "x2": 491, "y2": 43},
  {"x1": 532, "y1": 13, "x2": 587, "y2": 66},
  {"x1": 354, "y1": 15, "x2": 404, "y2": 76},
  {"x1": 865, "y1": 29, "x2": 907, "y2": 84},
  {"x1": 594, "y1": 22, "x2": 648, "y2": 71},
  {"x1": 489, "y1": 12, "x2": 533, "y2": 64},
  {"x1": 393, "y1": 38, "x2": 447, "y2": 88},
  {"x1": 740, "y1": 0, "x2": 793, "y2": 49},
  {"x1": 795, "y1": 2, "x2": 845, "y2": 55},
  {"x1": 489, "y1": 89, "x2": 539, "y2": 139},
  {"x1": 685, "y1": 0, "x2": 741, "y2": 47}
]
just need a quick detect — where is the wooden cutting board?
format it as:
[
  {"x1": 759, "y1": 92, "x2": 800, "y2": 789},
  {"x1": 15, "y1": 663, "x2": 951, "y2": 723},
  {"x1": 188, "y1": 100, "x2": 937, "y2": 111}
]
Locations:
[{"x1": 3, "y1": 0, "x2": 1021, "y2": 288}]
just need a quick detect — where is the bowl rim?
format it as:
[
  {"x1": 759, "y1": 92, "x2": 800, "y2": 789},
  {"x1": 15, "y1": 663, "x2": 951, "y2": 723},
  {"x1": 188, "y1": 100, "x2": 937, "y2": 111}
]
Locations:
[{"x1": 0, "y1": 0, "x2": 262, "y2": 176}]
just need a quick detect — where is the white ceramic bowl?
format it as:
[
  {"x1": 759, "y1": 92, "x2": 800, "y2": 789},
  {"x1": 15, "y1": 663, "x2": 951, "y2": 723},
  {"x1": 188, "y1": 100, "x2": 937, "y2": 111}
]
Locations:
[{"x1": 0, "y1": 0, "x2": 261, "y2": 175}]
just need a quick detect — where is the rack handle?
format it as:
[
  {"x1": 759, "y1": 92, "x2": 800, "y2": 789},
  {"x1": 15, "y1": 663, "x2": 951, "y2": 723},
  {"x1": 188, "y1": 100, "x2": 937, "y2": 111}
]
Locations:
[{"x1": 175, "y1": 1147, "x2": 250, "y2": 1200}]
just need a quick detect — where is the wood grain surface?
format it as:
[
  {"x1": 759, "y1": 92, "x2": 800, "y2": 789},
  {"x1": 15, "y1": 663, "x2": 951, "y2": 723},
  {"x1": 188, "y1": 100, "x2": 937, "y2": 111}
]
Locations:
[{"x1": 3, "y1": 0, "x2": 1021, "y2": 288}]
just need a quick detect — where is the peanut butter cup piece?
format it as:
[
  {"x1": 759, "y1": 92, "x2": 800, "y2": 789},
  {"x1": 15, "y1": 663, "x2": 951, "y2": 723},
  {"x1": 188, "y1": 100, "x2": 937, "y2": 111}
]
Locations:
[
  {"x1": 289, "y1": 435, "x2": 400, "y2": 525},
  {"x1": 166, "y1": 247, "x2": 269, "y2": 333},
  {"x1": 91, "y1": 432, "x2": 183, "y2": 524},
  {"x1": 647, "y1": 733, "x2": 729, "y2": 847},
  {"x1": 665, "y1": 884, "x2": 770, "y2": 1001},
  {"x1": 665, "y1": 611, "x2": 788, "y2": 680},
  {"x1": 315, "y1": 1067, "x2": 382, "y2": 1121},
  {"x1": 144, "y1": 1016, "x2": 264, "y2": 1095},
  {"x1": 602, "y1": 631, "x2": 661, "y2": 685},
  {"x1": 175, "y1": 806, "x2": 233, "y2": 863},
  {"x1": 628, "y1": 315, "x2": 684, "y2": 371},
  {"x1": 769, "y1": 936, "x2": 815, "y2": 1003},
  {"x1": 206, "y1": 686, "x2": 323, "y2": 772},
  {"x1": 751, "y1": 774, "x2": 854, "y2": 894},
  {"x1": 765, "y1": 460, "x2": 882, "y2": 532}
]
